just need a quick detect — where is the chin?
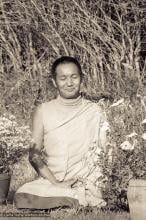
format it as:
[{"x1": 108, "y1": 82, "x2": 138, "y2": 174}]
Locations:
[
  {"x1": 64, "y1": 95, "x2": 78, "y2": 99},
  {"x1": 62, "y1": 92, "x2": 80, "y2": 99}
]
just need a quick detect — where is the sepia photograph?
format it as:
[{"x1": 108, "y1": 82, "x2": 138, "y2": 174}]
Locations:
[{"x1": 0, "y1": 0, "x2": 146, "y2": 219}]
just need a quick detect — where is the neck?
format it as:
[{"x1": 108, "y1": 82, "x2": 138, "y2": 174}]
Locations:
[{"x1": 56, "y1": 95, "x2": 82, "y2": 106}]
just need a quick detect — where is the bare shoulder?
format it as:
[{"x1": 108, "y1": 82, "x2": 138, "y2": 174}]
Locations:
[
  {"x1": 34, "y1": 99, "x2": 56, "y2": 114},
  {"x1": 41, "y1": 99, "x2": 57, "y2": 109},
  {"x1": 32, "y1": 104, "x2": 43, "y2": 118}
]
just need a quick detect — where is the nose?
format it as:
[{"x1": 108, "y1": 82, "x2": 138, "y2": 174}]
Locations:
[{"x1": 66, "y1": 77, "x2": 73, "y2": 86}]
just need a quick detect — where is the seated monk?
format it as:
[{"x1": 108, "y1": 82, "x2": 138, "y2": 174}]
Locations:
[{"x1": 14, "y1": 56, "x2": 107, "y2": 209}]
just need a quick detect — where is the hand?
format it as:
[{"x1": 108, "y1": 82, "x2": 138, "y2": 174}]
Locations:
[{"x1": 54, "y1": 178, "x2": 78, "y2": 188}]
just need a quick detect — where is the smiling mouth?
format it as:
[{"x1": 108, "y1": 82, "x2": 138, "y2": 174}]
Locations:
[{"x1": 65, "y1": 88, "x2": 75, "y2": 92}]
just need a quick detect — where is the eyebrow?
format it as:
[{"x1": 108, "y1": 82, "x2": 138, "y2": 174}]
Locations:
[{"x1": 58, "y1": 73, "x2": 79, "y2": 77}]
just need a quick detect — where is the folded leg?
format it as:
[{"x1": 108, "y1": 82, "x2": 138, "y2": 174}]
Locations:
[{"x1": 14, "y1": 193, "x2": 79, "y2": 209}]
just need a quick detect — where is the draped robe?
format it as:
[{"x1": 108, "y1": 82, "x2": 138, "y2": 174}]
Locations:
[{"x1": 14, "y1": 96, "x2": 107, "y2": 209}]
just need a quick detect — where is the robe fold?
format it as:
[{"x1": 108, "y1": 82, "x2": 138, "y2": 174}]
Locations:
[{"x1": 14, "y1": 96, "x2": 107, "y2": 209}]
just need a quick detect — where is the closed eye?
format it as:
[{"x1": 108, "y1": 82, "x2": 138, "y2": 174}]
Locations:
[
  {"x1": 72, "y1": 74, "x2": 79, "y2": 79},
  {"x1": 59, "y1": 76, "x2": 66, "y2": 80}
]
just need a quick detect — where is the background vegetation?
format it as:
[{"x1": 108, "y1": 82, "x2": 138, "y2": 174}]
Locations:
[
  {"x1": 0, "y1": 0, "x2": 146, "y2": 213},
  {"x1": 0, "y1": 0, "x2": 145, "y2": 122}
]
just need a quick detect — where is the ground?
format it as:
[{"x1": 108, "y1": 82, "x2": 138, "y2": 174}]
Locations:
[{"x1": 0, "y1": 203, "x2": 131, "y2": 220}]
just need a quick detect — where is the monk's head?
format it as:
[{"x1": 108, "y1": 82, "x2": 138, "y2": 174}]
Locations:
[{"x1": 51, "y1": 56, "x2": 83, "y2": 99}]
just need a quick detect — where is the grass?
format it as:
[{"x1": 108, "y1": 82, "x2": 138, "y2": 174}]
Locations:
[{"x1": 0, "y1": 204, "x2": 131, "y2": 220}]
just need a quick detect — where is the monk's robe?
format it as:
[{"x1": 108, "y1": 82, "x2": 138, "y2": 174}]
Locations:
[{"x1": 14, "y1": 96, "x2": 107, "y2": 209}]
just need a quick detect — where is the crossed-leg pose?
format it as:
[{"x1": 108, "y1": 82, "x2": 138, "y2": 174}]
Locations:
[{"x1": 14, "y1": 56, "x2": 107, "y2": 209}]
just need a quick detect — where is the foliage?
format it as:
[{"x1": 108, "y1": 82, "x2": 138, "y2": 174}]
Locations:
[
  {"x1": 0, "y1": 0, "x2": 145, "y2": 120},
  {"x1": 98, "y1": 97, "x2": 146, "y2": 211},
  {"x1": 78, "y1": 96, "x2": 146, "y2": 210},
  {"x1": 0, "y1": 113, "x2": 31, "y2": 174},
  {"x1": 100, "y1": 137, "x2": 146, "y2": 211}
]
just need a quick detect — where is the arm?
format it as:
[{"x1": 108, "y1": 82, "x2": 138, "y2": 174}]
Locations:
[
  {"x1": 29, "y1": 105, "x2": 76, "y2": 187},
  {"x1": 29, "y1": 105, "x2": 59, "y2": 184}
]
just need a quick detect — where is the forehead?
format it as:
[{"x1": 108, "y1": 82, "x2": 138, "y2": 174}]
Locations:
[{"x1": 56, "y1": 63, "x2": 79, "y2": 76}]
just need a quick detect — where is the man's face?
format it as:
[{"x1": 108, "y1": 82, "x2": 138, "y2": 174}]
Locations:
[{"x1": 53, "y1": 63, "x2": 81, "y2": 99}]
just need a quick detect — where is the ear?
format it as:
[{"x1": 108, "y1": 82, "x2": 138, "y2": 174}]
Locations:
[{"x1": 52, "y1": 78, "x2": 57, "y2": 88}]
